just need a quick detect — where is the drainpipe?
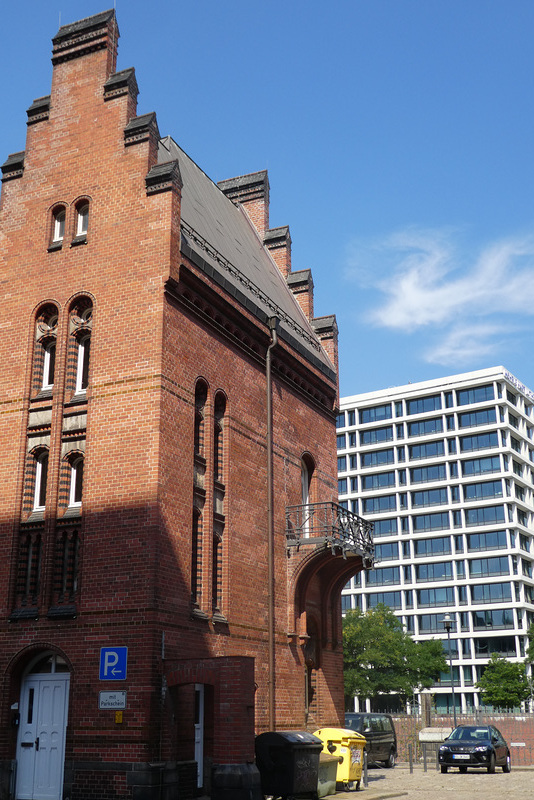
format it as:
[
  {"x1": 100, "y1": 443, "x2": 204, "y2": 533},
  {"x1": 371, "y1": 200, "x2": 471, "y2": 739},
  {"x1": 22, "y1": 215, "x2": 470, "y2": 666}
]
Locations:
[{"x1": 266, "y1": 316, "x2": 279, "y2": 731}]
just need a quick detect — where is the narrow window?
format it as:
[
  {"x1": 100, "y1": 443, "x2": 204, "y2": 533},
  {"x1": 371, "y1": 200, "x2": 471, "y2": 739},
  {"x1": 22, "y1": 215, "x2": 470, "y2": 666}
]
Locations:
[
  {"x1": 35, "y1": 308, "x2": 58, "y2": 394},
  {"x1": 301, "y1": 455, "x2": 315, "y2": 536},
  {"x1": 33, "y1": 452, "x2": 49, "y2": 511},
  {"x1": 75, "y1": 335, "x2": 91, "y2": 394},
  {"x1": 52, "y1": 208, "x2": 66, "y2": 242},
  {"x1": 76, "y1": 203, "x2": 89, "y2": 237},
  {"x1": 213, "y1": 394, "x2": 226, "y2": 483},
  {"x1": 69, "y1": 456, "x2": 84, "y2": 507},
  {"x1": 42, "y1": 340, "x2": 56, "y2": 390}
]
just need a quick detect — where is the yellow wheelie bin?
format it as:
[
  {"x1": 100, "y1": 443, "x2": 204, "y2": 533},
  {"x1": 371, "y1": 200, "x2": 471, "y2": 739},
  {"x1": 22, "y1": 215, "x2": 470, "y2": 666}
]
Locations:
[{"x1": 314, "y1": 727, "x2": 366, "y2": 791}]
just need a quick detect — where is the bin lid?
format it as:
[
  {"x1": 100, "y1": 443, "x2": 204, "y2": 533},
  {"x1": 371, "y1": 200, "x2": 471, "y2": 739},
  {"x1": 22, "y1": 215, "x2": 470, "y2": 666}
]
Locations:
[
  {"x1": 256, "y1": 730, "x2": 323, "y2": 746},
  {"x1": 313, "y1": 727, "x2": 367, "y2": 744}
]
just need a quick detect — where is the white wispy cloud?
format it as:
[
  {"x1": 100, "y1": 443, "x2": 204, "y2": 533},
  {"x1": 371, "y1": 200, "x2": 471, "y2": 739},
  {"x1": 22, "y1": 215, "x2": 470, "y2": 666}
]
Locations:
[{"x1": 346, "y1": 227, "x2": 534, "y2": 366}]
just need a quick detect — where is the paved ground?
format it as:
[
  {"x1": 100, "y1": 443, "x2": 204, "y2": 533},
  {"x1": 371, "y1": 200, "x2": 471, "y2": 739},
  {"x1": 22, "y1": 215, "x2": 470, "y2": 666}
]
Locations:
[{"x1": 328, "y1": 763, "x2": 534, "y2": 800}]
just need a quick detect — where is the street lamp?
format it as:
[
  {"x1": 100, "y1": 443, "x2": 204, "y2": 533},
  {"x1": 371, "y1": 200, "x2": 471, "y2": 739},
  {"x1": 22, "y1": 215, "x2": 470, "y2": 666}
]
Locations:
[{"x1": 442, "y1": 614, "x2": 457, "y2": 728}]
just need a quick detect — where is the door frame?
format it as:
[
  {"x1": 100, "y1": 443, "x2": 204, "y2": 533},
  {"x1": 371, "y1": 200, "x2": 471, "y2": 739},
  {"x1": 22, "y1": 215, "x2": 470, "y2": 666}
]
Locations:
[{"x1": 16, "y1": 661, "x2": 70, "y2": 800}]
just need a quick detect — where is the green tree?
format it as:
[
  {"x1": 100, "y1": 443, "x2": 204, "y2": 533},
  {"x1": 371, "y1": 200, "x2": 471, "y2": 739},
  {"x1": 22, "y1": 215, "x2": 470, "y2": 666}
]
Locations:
[
  {"x1": 342, "y1": 604, "x2": 447, "y2": 705},
  {"x1": 476, "y1": 653, "x2": 530, "y2": 710},
  {"x1": 526, "y1": 623, "x2": 534, "y2": 664}
]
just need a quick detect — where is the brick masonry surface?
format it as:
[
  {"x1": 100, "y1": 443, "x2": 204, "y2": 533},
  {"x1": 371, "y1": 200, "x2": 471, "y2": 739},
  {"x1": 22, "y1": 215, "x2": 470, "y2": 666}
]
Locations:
[{"x1": 0, "y1": 9, "x2": 363, "y2": 800}]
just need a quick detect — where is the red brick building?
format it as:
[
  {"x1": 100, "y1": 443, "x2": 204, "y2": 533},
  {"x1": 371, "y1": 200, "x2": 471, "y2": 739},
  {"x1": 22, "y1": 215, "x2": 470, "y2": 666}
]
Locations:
[{"x1": 0, "y1": 11, "x2": 373, "y2": 800}]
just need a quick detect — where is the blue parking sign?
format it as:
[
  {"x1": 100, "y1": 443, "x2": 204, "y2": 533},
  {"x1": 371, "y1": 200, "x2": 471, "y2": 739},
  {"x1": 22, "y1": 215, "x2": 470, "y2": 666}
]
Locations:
[{"x1": 99, "y1": 647, "x2": 128, "y2": 680}]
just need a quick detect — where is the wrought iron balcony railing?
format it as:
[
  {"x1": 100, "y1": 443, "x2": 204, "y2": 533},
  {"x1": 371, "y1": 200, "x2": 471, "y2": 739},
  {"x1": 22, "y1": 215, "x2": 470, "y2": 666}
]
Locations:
[{"x1": 285, "y1": 502, "x2": 374, "y2": 564}]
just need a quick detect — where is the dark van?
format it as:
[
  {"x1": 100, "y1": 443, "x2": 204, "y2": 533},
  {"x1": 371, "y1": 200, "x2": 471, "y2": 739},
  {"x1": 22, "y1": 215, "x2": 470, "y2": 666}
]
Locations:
[{"x1": 344, "y1": 712, "x2": 397, "y2": 767}]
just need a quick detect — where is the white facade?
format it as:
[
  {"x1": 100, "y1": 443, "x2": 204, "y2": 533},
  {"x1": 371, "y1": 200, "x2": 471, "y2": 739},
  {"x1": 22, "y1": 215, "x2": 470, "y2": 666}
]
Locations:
[{"x1": 338, "y1": 366, "x2": 534, "y2": 712}]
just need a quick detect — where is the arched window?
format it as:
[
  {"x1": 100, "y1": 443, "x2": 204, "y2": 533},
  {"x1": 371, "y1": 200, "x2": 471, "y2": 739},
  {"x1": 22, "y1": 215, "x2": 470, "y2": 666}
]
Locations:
[
  {"x1": 52, "y1": 206, "x2": 66, "y2": 243},
  {"x1": 194, "y1": 381, "x2": 208, "y2": 456},
  {"x1": 69, "y1": 455, "x2": 84, "y2": 507},
  {"x1": 75, "y1": 334, "x2": 91, "y2": 394},
  {"x1": 42, "y1": 339, "x2": 56, "y2": 391},
  {"x1": 33, "y1": 451, "x2": 49, "y2": 511},
  {"x1": 34, "y1": 306, "x2": 58, "y2": 394},
  {"x1": 301, "y1": 455, "x2": 315, "y2": 536},
  {"x1": 213, "y1": 393, "x2": 226, "y2": 484},
  {"x1": 75, "y1": 201, "x2": 89, "y2": 237},
  {"x1": 68, "y1": 300, "x2": 92, "y2": 397}
]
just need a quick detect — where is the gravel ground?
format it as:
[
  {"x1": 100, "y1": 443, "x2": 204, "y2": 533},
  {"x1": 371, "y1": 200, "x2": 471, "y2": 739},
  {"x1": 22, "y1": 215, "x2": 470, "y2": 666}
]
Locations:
[{"x1": 330, "y1": 763, "x2": 534, "y2": 800}]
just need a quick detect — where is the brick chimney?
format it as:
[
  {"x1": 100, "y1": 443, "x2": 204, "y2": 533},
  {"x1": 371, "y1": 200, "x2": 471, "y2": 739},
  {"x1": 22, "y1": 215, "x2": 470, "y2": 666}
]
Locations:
[{"x1": 218, "y1": 170, "x2": 269, "y2": 238}]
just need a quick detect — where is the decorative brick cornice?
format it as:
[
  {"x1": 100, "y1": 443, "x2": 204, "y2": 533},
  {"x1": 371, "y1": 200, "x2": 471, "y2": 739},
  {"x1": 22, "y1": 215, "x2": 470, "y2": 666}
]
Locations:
[
  {"x1": 218, "y1": 170, "x2": 269, "y2": 205},
  {"x1": 287, "y1": 269, "x2": 313, "y2": 291},
  {"x1": 145, "y1": 160, "x2": 183, "y2": 196},
  {"x1": 52, "y1": 9, "x2": 118, "y2": 65},
  {"x1": 124, "y1": 112, "x2": 160, "y2": 147},
  {"x1": 26, "y1": 96, "x2": 51, "y2": 125},
  {"x1": 104, "y1": 68, "x2": 138, "y2": 102},
  {"x1": 264, "y1": 225, "x2": 291, "y2": 249},
  {"x1": 311, "y1": 315, "x2": 338, "y2": 337},
  {"x1": 1, "y1": 151, "x2": 25, "y2": 182}
]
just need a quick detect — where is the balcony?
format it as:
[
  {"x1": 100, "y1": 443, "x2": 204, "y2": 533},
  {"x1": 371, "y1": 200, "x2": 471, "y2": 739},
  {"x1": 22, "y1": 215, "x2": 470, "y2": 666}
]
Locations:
[{"x1": 285, "y1": 502, "x2": 374, "y2": 564}]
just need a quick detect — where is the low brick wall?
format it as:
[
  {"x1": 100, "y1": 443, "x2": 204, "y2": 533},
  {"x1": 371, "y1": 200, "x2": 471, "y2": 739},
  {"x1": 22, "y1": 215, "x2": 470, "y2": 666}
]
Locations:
[{"x1": 393, "y1": 713, "x2": 534, "y2": 766}]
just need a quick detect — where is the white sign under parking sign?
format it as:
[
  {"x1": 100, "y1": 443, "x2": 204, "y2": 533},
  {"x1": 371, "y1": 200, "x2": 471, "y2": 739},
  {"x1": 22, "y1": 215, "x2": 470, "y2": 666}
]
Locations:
[{"x1": 99, "y1": 691, "x2": 127, "y2": 710}]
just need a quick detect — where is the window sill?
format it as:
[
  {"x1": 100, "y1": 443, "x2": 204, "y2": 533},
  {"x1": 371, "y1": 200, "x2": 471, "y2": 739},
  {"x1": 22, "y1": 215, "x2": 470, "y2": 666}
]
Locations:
[
  {"x1": 47, "y1": 604, "x2": 77, "y2": 620},
  {"x1": 62, "y1": 506, "x2": 82, "y2": 519},
  {"x1": 191, "y1": 606, "x2": 209, "y2": 621},
  {"x1": 24, "y1": 510, "x2": 45, "y2": 523},
  {"x1": 70, "y1": 235, "x2": 87, "y2": 247},
  {"x1": 9, "y1": 607, "x2": 39, "y2": 622},
  {"x1": 67, "y1": 392, "x2": 87, "y2": 406},
  {"x1": 47, "y1": 241, "x2": 63, "y2": 252},
  {"x1": 33, "y1": 388, "x2": 53, "y2": 401}
]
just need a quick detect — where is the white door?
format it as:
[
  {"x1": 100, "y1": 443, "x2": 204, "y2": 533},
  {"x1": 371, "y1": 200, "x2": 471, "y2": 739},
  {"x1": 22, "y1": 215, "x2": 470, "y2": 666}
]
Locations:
[
  {"x1": 194, "y1": 684, "x2": 204, "y2": 788},
  {"x1": 16, "y1": 674, "x2": 70, "y2": 800}
]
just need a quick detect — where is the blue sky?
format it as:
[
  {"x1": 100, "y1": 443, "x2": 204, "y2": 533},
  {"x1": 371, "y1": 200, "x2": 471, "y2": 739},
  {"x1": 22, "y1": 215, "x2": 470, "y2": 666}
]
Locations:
[{"x1": 2, "y1": 1, "x2": 534, "y2": 397}]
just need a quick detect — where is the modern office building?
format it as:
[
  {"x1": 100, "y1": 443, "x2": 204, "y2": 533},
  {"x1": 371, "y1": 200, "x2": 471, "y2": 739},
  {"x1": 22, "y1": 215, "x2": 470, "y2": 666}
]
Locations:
[{"x1": 338, "y1": 366, "x2": 534, "y2": 713}]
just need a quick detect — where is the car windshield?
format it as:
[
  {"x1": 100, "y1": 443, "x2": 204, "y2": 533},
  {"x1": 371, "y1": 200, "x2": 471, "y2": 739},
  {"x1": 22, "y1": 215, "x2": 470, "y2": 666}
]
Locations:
[{"x1": 450, "y1": 726, "x2": 490, "y2": 741}]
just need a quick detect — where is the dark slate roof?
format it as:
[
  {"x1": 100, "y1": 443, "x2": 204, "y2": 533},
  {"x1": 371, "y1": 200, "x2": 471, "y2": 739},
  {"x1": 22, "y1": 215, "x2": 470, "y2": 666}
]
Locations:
[{"x1": 158, "y1": 136, "x2": 334, "y2": 380}]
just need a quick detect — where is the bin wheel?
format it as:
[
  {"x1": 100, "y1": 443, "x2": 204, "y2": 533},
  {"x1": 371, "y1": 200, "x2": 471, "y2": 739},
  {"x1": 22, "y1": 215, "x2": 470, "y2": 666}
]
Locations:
[{"x1": 355, "y1": 780, "x2": 361, "y2": 791}]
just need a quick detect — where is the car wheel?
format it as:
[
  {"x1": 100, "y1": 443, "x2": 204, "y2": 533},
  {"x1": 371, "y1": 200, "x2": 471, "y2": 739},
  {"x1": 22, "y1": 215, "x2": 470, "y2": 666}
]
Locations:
[
  {"x1": 383, "y1": 750, "x2": 396, "y2": 768},
  {"x1": 502, "y1": 753, "x2": 511, "y2": 773},
  {"x1": 487, "y1": 753, "x2": 496, "y2": 774},
  {"x1": 440, "y1": 765, "x2": 448, "y2": 774},
  {"x1": 459, "y1": 766, "x2": 467, "y2": 773}
]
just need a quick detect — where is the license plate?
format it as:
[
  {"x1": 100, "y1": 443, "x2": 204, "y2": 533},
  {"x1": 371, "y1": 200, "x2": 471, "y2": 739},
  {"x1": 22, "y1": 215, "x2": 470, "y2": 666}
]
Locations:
[{"x1": 453, "y1": 754, "x2": 470, "y2": 760}]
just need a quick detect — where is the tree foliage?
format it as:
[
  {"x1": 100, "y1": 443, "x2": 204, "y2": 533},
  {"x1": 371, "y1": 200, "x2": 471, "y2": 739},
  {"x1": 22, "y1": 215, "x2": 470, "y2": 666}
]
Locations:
[
  {"x1": 526, "y1": 623, "x2": 534, "y2": 664},
  {"x1": 476, "y1": 653, "x2": 530, "y2": 710},
  {"x1": 342, "y1": 604, "x2": 447, "y2": 704}
]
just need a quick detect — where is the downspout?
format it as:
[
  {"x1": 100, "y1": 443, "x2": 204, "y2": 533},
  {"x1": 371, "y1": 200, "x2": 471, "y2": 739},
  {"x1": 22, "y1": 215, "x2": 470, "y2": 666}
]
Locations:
[{"x1": 266, "y1": 315, "x2": 279, "y2": 731}]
